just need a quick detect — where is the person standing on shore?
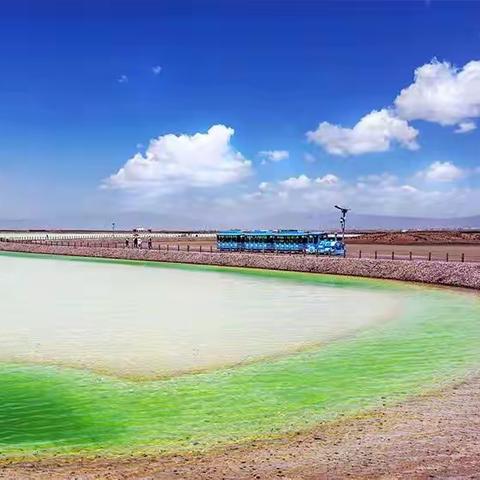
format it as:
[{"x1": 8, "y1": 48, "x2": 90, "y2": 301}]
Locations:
[
  {"x1": 125, "y1": 238, "x2": 129, "y2": 248},
  {"x1": 148, "y1": 237, "x2": 152, "y2": 249}
]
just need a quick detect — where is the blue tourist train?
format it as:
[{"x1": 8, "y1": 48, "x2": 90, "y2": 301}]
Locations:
[{"x1": 216, "y1": 229, "x2": 345, "y2": 255}]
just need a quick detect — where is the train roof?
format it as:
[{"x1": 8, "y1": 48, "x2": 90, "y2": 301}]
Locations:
[
  {"x1": 218, "y1": 229, "x2": 328, "y2": 236},
  {"x1": 272, "y1": 230, "x2": 305, "y2": 236},
  {"x1": 218, "y1": 229, "x2": 243, "y2": 234},
  {"x1": 243, "y1": 230, "x2": 275, "y2": 236}
]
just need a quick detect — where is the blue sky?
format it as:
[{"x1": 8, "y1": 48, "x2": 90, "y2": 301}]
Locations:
[{"x1": 0, "y1": 0, "x2": 479, "y2": 228}]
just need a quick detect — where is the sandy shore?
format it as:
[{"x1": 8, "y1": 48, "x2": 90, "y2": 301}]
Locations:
[
  {"x1": 1, "y1": 243, "x2": 480, "y2": 479},
  {"x1": 1, "y1": 374, "x2": 480, "y2": 479}
]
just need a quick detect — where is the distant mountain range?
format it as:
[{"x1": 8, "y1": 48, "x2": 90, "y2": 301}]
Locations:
[
  {"x1": 255, "y1": 212, "x2": 480, "y2": 231},
  {"x1": 0, "y1": 212, "x2": 479, "y2": 231}
]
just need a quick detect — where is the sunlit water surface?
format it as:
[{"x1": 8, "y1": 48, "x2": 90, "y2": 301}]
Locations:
[
  {"x1": 0, "y1": 252, "x2": 479, "y2": 459},
  {"x1": 0, "y1": 254, "x2": 400, "y2": 377}
]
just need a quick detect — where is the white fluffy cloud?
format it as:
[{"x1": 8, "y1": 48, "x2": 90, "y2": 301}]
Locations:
[
  {"x1": 259, "y1": 150, "x2": 289, "y2": 163},
  {"x1": 306, "y1": 109, "x2": 419, "y2": 156},
  {"x1": 315, "y1": 174, "x2": 339, "y2": 185},
  {"x1": 418, "y1": 161, "x2": 465, "y2": 182},
  {"x1": 280, "y1": 174, "x2": 312, "y2": 189},
  {"x1": 308, "y1": 59, "x2": 480, "y2": 156},
  {"x1": 240, "y1": 169, "x2": 480, "y2": 219},
  {"x1": 395, "y1": 59, "x2": 480, "y2": 127},
  {"x1": 152, "y1": 65, "x2": 162, "y2": 75},
  {"x1": 279, "y1": 174, "x2": 339, "y2": 190},
  {"x1": 104, "y1": 125, "x2": 251, "y2": 192},
  {"x1": 244, "y1": 172, "x2": 419, "y2": 216},
  {"x1": 455, "y1": 121, "x2": 476, "y2": 134}
]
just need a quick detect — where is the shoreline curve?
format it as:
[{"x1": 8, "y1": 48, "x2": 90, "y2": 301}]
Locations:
[
  {"x1": 1, "y1": 241, "x2": 480, "y2": 291},
  {"x1": 1, "y1": 242, "x2": 480, "y2": 478}
]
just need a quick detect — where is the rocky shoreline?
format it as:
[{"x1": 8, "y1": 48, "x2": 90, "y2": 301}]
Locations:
[{"x1": 1, "y1": 241, "x2": 480, "y2": 290}]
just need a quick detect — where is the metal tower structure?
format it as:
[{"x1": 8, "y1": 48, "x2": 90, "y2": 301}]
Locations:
[{"x1": 334, "y1": 205, "x2": 350, "y2": 242}]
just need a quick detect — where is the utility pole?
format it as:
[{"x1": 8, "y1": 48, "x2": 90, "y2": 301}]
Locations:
[
  {"x1": 112, "y1": 222, "x2": 116, "y2": 235},
  {"x1": 334, "y1": 205, "x2": 349, "y2": 242}
]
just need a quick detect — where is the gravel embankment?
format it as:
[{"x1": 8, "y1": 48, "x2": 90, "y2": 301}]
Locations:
[{"x1": 1, "y1": 241, "x2": 480, "y2": 290}]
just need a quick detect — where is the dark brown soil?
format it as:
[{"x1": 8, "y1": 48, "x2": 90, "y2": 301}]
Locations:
[{"x1": 347, "y1": 230, "x2": 480, "y2": 245}]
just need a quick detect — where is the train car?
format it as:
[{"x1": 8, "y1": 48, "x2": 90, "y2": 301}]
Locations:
[
  {"x1": 242, "y1": 230, "x2": 275, "y2": 252},
  {"x1": 273, "y1": 230, "x2": 306, "y2": 253},
  {"x1": 305, "y1": 232, "x2": 328, "y2": 254},
  {"x1": 318, "y1": 237, "x2": 346, "y2": 256},
  {"x1": 217, "y1": 230, "x2": 244, "y2": 251},
  {"x1": 216, "y1": 229, "x2": 345, "y2": 255}
]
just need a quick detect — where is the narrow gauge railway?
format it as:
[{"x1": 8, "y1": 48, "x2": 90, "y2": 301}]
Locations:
[{"x1": 217, "y1": 230, "x2": 346, "y2": 255}]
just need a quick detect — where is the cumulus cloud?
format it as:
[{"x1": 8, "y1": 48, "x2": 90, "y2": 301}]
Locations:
[
  {"x1": 259, "y1": 150, "x2": 289, "y2": 163},
  {"x1": 395, "y1": 59, "x2": 480, "y2": 127},
  {"x1": 117, "y1": 74, "x2": 128, "y2": 84},
  {"x1": 455, "y1": 121, "x2": 476, "y2": 134},
  {"x1": 307, "y1": 109, "x2": 419, "y2": 156},
  {"x1": 418, "y1": 161, "x2": 465, "y2": 182},
  {"x1": 399, "y1": 184, "x2": 418, "y2": 193},
  {"x1": 315, "y1": 174, "x2": 339, "y2": 185},
  {"x1": 243, "y1": 172, "x2": 421, "y2": 217},
  {"x1": 152, "y1": 65, "x2": 162, "y2": 75},
  {"x1": 104, "y1": 125, "x2": 252, "y2": 193},
  {"x1": 279, "y1": 174, "x2": 339, "y2": 190},
  {"x1": 280, "y1": 174, "x2": 312, "y2": 189},
  {"x1": 240, "y1": 169, "x2": 480, "y2": 219},
  {"x1": 308, "y1": 59, "x2": 480, "y2": 157}
]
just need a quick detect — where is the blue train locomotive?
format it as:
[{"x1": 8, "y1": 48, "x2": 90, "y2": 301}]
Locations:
[{"x1": 216, "y1": 229, "x2": 345, "y2": 255}]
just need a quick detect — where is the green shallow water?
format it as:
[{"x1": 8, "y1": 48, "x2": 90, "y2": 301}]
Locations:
[{"x1": 0, "y1": 251, "x2": 480, "y2": 459}]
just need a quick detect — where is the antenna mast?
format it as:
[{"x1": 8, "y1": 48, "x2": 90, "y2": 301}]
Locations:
[{"x1": 334, "y1": 205, "x2": 349, "y2": 243}]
